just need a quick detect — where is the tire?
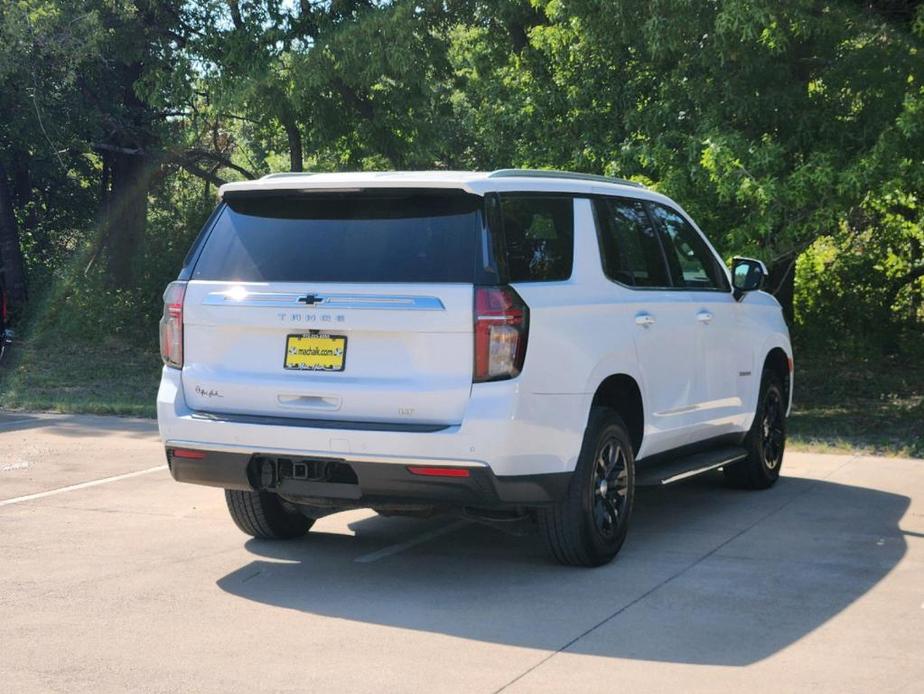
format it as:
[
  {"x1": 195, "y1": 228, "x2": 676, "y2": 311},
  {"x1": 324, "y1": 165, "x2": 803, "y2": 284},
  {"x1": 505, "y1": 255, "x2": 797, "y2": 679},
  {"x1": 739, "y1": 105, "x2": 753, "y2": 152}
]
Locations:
[
  {"x1": 724, "y1": 369, "x2": 786, "y2": 490},
  {"x1": 539, "y1": 408, "x2": 636, "y2": 567},
  {"x1": 224, "y1": 489, "x2": 314, "y2": 539}
]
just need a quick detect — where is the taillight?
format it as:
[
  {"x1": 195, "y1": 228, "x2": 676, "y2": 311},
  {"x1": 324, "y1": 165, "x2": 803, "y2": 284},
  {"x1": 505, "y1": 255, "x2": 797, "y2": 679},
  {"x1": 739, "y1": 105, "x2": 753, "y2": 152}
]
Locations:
[
  {"x1": 159, "y1": 281, "x2": 186, "y2": 368},
  {"x1": 474, "y1": 286, "x2": 529, "y2": 382}
]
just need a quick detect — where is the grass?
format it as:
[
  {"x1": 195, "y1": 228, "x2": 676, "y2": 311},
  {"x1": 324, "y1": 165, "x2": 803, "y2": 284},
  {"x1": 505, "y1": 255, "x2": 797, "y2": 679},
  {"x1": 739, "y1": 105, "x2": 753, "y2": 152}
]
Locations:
[
  {"x1": 788, "y1": 352, "x2": 923, "y2": 458},
  {"x1": 0, "y1": 326, "x2": 921, "y2": 459},
  {"x1": 0, "y1": 335, "x2": 160, "y2": 418}
]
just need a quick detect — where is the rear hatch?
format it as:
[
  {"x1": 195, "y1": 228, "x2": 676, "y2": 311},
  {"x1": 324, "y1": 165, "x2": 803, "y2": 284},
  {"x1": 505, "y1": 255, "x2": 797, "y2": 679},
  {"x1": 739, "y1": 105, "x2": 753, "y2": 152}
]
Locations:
[{"x1": 181, "y1": 190, "x2": 486, "y2": 426}]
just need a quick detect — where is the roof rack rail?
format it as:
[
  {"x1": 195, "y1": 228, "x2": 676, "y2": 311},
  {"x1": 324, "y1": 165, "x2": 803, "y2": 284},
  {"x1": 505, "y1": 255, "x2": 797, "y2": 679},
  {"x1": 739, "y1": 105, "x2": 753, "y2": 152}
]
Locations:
[
  {"x1": 488, "y1": 168, "x2": 644, "y2": 188},
  {"x1": 260, "y1": 172, "x2": 317, "y2": 180}
]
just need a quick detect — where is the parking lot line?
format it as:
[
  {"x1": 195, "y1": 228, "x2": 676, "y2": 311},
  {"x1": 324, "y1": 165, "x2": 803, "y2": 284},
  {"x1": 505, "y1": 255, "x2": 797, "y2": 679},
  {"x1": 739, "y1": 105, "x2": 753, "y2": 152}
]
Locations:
[
  {"x1": 0, "y1": 465, "x2": 167, "y2": 508},
  {"x1": 354, "y1": 519, "x2": 470, "y2": 563}
]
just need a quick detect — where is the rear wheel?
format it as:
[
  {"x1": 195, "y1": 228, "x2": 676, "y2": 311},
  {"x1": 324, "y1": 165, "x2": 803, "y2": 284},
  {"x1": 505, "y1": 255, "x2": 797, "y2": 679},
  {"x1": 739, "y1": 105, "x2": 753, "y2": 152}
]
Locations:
[
  {"x1": 539, "y1": 408, "x2": 635, "y2": 566},
  {"x1": 224, "y1": 489, "x2": 314, "y2": 539},
  {"x1": 724, "y1": 369, "x2": 786, "y2": 489}
]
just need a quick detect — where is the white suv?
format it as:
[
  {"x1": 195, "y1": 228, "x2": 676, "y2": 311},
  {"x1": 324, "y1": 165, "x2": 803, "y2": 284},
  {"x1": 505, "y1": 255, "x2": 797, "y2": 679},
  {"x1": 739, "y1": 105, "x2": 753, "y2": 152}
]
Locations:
[{"x1": 157, "y1": 170, "x2": 793, "y2": 566}]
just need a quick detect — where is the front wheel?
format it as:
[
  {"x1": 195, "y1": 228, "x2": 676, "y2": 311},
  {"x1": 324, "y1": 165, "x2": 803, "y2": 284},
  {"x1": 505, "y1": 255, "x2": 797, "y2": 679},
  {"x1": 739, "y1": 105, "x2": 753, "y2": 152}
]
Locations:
[
  {"x1": 539, "y1": 408, "x2": 635, "y2": 566},
  {"x1": 225, "y1": 489, "x2": 315, "y2": 539},
  {"x1": 724, "y1": 369, "x2": 786, "y2": 489}
]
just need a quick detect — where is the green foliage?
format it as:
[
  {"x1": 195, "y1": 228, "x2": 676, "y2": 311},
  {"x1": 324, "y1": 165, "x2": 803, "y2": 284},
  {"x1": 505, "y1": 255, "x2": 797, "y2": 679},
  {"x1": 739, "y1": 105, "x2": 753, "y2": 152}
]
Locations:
[
  {"x1": 452, "y1": 0, "x2": 923, "y2": 267},
  {"x1": 795, "y1": 192, "x2": 924, "y2": 353}
]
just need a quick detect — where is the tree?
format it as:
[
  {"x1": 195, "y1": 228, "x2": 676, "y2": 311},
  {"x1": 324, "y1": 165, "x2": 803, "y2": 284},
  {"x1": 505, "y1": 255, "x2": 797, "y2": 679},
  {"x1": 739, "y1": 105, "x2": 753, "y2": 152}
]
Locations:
[
  {"x1": 191, "y1": 1, "x2": 465, "y2": 172},
  {"x1": 0, "y1": 1, "x2": 266, "y2": 291},
  {"x1": 450, "y1": 0, "x2": 924, "y2": 323}
]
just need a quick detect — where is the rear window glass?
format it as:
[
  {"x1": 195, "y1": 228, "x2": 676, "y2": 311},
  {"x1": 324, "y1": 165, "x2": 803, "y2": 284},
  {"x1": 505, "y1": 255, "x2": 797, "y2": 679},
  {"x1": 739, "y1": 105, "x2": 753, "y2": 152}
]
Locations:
[
  {"x1": 498, "y1": 196, "x2": 574, "y2": 282},
  {"x1": 192, "y1": 192, "x2": 482, "y2": 283}
]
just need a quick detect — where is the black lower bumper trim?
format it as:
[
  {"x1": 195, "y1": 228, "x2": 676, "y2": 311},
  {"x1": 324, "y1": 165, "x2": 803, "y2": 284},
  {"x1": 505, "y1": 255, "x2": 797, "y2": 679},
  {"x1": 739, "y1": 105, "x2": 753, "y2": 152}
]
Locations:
[
  {"x1": 167, "y1": 450, "x2": 253, "y2": 491},
  {"x1": 166, "y1": 448, "x2": 571, "y2": 507}
]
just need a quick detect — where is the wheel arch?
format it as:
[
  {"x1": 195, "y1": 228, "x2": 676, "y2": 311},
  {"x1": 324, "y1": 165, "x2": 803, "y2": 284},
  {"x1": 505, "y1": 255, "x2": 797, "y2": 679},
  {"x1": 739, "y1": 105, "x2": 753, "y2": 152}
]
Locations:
[
  {"x1": 762, "y1": 346, "x2": 792, "y2": 413},
  {"x1": 590, "y1": 374, "x2": 644, "y2": 456}
]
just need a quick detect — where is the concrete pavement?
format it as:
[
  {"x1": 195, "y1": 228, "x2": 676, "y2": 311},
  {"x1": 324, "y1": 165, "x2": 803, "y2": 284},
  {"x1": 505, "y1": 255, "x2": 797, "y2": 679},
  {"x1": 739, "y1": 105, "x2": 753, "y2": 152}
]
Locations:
[{"x1": 1, "y1": 413, "x2": 922, "y2": 692}]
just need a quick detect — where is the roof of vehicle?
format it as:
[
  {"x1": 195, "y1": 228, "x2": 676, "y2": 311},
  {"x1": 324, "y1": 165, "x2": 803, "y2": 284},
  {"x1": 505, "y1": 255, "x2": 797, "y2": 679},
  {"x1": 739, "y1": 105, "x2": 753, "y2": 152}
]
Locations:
[{"x1": 218, "y1": 169, "x2": 671, "y2": 203}]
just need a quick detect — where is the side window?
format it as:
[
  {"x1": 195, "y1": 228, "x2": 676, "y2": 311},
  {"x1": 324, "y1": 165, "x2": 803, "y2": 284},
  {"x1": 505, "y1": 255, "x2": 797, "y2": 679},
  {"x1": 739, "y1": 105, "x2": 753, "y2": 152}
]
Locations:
[
  {"x1": 499, "y1": 196, "x2": 574, "y2": 282},
  {"x1": 594, "y1": 198, "x2": 671, "y2": 288},
  {"x1": 648, "y1": 203, "x2": 728, "y2": 290}
]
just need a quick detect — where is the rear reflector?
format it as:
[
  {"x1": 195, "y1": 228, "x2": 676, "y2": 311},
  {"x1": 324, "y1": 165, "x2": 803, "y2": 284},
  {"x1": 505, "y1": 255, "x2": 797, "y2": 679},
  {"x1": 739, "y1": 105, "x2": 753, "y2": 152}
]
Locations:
[
  {"x1": 172, "y1": 448, "x2": 207, "y2": 460},
  {"x1": 407, "y1": 466, "x2": 471, "y2": 478}
]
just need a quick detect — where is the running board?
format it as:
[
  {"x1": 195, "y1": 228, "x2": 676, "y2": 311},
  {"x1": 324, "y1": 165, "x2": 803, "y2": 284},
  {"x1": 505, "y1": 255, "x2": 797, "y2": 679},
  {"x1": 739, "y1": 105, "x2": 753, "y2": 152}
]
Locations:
[{"x1": 635, "y1": 446, "x2": 748, "y2": 487}]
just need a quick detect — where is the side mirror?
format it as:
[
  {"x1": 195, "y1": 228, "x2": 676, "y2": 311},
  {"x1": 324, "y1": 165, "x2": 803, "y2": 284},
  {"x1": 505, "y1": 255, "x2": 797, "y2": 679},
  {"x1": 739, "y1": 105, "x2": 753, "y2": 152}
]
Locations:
[{"x1": 731, "y1": 257, "x2": 767, "y2": 301}]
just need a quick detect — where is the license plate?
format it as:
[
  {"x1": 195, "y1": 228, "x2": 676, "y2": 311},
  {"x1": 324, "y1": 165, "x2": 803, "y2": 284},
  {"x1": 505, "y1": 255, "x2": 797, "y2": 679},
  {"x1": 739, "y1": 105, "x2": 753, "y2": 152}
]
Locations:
[{"x1": 284, "y1": 334, "x2": 347, "y2": 371}]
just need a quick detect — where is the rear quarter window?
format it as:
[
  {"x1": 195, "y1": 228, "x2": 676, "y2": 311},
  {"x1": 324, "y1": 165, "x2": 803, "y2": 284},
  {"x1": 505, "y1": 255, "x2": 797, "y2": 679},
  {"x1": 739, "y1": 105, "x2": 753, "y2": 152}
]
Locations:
[{"x1": 497, "y1": 196, "x2": 574, "y2": 282}]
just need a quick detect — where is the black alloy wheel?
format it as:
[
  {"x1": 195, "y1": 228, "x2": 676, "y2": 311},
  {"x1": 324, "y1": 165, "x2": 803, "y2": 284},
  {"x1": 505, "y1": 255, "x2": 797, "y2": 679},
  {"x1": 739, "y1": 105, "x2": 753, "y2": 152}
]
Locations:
[
  {"x1": 591, "y1": 437, "x2": 630, "y2": 540},
  {"x1": 760, "y1": 386, "x2": 785, "y2": 471}
]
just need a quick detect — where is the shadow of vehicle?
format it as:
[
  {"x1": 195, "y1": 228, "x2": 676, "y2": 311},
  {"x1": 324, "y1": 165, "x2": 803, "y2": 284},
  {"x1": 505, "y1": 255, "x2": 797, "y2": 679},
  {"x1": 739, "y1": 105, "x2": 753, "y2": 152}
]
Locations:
[{"x1": 216, "y1": 473, "x2": 909, "y2": 666}]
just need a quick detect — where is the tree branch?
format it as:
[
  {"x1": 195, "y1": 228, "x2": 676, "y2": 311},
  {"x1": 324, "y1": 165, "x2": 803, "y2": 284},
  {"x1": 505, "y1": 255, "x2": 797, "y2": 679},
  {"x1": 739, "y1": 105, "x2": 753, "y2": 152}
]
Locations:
[
  {"x1": 888, "y1": 265, "x2": 924, "y2": 303},
  {"x1": 181, "y1": 148, "x2": 257, "y2": 179},
  {"x1": 178, "y1": 161, "x2": 227, "y2": 187},
  {"x1": 92, "y1": 143, "x2": 145, "y2": 156},
  {"x1": 895, "y1": 265, "x2": 924, "y2": 288},
  {"x1": 227, "y1": 0, "x2": 244, "y2": 30}
]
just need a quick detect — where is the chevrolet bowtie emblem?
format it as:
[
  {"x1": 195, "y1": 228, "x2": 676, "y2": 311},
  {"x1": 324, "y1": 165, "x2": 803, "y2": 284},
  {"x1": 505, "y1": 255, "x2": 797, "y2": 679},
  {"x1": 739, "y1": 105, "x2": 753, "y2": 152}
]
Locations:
[{"x1": 297, "y1": 294, "x2": 322, "y2": 305}]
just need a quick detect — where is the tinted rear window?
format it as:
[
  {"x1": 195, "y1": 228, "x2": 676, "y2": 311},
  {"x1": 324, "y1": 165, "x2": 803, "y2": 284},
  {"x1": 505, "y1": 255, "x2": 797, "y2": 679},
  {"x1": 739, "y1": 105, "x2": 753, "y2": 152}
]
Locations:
[{"x1": 192, "y1": 192, "x2": 482, "y2": 283}]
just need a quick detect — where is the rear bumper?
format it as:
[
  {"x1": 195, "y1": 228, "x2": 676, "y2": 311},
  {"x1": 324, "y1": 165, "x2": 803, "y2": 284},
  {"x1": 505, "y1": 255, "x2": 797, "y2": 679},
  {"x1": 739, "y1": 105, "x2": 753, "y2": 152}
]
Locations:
[
  {"x1": 157, "y1": 366, "x2": 588, "y2": 480},
  {"x1": 166, "y1": 447, "x2": 571, "y2": 507}
]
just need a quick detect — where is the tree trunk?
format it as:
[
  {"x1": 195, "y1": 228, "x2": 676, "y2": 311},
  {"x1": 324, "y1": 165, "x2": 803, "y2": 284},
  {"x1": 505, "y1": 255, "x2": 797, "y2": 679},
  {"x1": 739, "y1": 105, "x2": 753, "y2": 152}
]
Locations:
[
  {"x1": 104, "y1": 152, "x2": 152, "y2": 288},
  {"x1": 0, "y1": 161, "x2": 28, "y2": 304},
  {"x1": 281, "y1": 112, "x2": 304, "y2": 172},
  {"x1": 768, "y1": 254, "x2": 796, "y2": 326},
  {"x1": 12, "y1": 160, "x2": 36, "y2": 234}
]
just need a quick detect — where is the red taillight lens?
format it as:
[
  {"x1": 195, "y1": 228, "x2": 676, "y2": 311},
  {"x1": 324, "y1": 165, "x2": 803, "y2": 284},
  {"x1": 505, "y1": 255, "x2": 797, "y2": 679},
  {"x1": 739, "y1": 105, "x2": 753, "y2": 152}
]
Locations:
[
  {"x1": 159, "y1": 281, "x2": 186, "y2": 368},
  {"x1": 474, "y1": 286, "x2": 529, "y2": 382}
]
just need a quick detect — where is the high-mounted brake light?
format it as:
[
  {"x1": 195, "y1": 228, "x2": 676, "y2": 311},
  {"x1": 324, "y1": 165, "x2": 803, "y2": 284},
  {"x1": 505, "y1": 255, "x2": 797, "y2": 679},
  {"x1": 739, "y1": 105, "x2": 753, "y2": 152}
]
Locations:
[
  {"x1": 159, "y1": 281, "x2": 186, "y2": 368},
  {"x1": 474, "y1": 286, "x2": 529, "y2": 382}
]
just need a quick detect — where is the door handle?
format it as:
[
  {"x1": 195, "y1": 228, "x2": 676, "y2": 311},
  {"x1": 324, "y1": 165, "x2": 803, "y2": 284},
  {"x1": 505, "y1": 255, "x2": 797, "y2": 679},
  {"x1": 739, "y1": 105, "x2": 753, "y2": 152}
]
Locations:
[
  {"x1": 696, "y1": 311, "x2": 713, "y2": 324},
  {"x1": 635, "y1": 312, "x2": 656, "y2": 327}
]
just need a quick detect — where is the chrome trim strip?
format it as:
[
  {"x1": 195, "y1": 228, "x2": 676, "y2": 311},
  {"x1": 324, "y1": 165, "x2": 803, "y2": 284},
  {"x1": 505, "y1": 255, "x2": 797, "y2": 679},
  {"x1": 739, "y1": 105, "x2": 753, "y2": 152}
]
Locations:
[
  {"x1": 203, "y1": 291, "x2": 445, "y2": 311},
  {"x1": 657, "y1": 452, "x2": 747, "y2": 485}
]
